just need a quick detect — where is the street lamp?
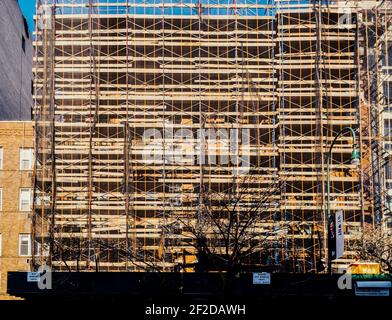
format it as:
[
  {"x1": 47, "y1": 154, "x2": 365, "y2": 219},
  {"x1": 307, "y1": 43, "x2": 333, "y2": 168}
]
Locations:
[{"x1": 325, "y1": 127, "x2": 360, "y2": 275}]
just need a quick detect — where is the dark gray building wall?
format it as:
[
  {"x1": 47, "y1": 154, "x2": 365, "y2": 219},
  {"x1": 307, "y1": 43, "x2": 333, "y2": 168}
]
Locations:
[{"x1": 0, "y1": 0, "x2": 33, "y2": 120}]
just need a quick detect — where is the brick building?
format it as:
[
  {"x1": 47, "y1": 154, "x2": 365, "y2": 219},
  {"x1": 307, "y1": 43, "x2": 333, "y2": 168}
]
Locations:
[{"x1": 0, "y1": 121, "x2": 34, "y2": 299}]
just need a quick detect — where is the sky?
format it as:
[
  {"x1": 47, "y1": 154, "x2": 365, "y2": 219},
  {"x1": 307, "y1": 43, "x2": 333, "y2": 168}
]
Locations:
[
  {"x1": 16, "y1": 0, "x2": 276, "y2": 34},
  {"x1": 18, "y1": 0, "x2": 35, "y2": 33}
]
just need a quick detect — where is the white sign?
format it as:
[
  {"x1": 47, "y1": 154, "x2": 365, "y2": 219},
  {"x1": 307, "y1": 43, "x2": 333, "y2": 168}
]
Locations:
[
  {"x1": 27, "y1": 272, "x2": 40, "y2": 282},
  {"x1": 253, "y1": 272, "x2": 271, "y2": 285},
  {"x1": 335, "y1": 210, "x2": 344, "y2": 259},
  {"x1": 355, "y1": 281, "x2": 391, "y2": 297}
]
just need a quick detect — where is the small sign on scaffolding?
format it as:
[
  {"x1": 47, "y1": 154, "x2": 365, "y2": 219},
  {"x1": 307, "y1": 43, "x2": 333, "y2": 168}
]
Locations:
[
  {"x1": 27, "y1": 272, "x2": 40, "y2": 282},
  {"x1": 253, "y1": 272, "x2": 271, "y2": 285}
]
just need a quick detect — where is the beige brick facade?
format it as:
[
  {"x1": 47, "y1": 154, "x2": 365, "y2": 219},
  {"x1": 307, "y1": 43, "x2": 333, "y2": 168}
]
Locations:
[{"x1": 0, "y1": 121, "x2": 33, "y2": 298}]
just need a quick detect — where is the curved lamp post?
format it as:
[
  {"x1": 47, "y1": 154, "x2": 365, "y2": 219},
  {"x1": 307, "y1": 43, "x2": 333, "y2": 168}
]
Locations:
[{"x1": 326, "y1": 127, "x2": 360, "y2": 275}]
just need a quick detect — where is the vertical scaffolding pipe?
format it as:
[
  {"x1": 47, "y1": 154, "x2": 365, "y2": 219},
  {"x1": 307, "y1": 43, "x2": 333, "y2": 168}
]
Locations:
[
  {"x1": 197, "y1": 0, "x2": 205, "y2": 231},
  {"x1": 48, "y1": 3, "x2": 57, "y2": 269},
  {"x1": 313, "y1": 0, "x2": 328, "y2": 272},
  {"x1": 87, "y1": 0, "x2": 100, "y2": 270},
  {"x1": 123, "y1": 121, "x2": 130, "y2": 270}
]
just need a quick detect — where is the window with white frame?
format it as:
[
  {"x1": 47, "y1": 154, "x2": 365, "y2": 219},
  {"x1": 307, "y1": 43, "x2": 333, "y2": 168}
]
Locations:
[
  {"x1": 19, "y1": 188, "x2": 32, "y2": 211},
  {"x1": 0, "y1": 147, "x2": 3, "y2": 169},
  {"x1": 19, "y1": 234, "x2": 31, "y2": 256},
  {"x1": 20, "y1": 148, "x2": 34, "y2": 170}
]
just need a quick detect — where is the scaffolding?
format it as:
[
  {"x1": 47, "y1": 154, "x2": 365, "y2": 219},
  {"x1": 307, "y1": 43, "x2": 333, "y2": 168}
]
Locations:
[
  {"x1": 32, "y1": 0, "x2": 389, "y2": 273},
  {"x1": 368, "y1": 1, "x2": 392, "y2": 231}
]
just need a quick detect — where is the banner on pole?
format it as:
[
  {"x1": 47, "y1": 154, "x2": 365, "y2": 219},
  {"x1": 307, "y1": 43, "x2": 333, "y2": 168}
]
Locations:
[{"x1": 335, "y1": 210, "x2": 344, "y2": 259}]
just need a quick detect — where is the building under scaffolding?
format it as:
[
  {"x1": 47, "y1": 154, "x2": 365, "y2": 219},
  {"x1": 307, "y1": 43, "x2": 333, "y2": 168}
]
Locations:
[{"x1": 32, "y1": 0, "x2": 391, "y2": 273}]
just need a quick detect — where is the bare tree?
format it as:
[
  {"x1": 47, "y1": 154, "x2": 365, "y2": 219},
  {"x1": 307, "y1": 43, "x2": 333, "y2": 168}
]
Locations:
[
  {"x1": 350, "y1": 225, "x2": 392, "y2": 273},
  {"x1": 171, "y1": 176, "x2": 282, "y2": 277}
]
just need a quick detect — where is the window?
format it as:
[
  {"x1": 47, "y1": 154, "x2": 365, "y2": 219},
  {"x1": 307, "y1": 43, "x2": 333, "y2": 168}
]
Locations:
[
  {"x1": 22, "y1": 36, "x2": 25, "y2": 53},
  {"x1": 384, "y1": 82, "x2": 392, "y2": 104},
  {"x1": 0, "y1": 188, "x2": 2, "y2": 211},
  {"x1": 0, "y1": 147, "x2": 3, "y2": 169},
  {"x1": 19, "y1": 234, "x2": 31, "y2": 256},
  {"x1": 23, "y1": 17, "x2": 30, "y2": 39},
  {"x1": 34, "y1": 240, "x2": 50, "y2": 257},
  {"x1": 20, "y1": 148, "x2": 34, "y2": 170},
  {"x1": 382, "y1": 45, "x2": 392, "y2": 68},
  {"x1": 19, "y1": 188, "x2": 32, "y2": 211}
]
